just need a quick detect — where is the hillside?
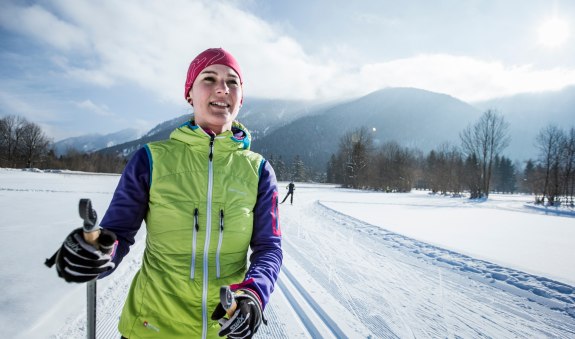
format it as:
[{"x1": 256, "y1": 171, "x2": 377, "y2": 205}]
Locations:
[
  {"x1": 53, "y1": 128, "x2": 140, "y2": 156},
  {"x1": 252, "y1": 87, "x2": 481, "y2": 170},
  {"x1": 474, "y1": 85, "x2": 575, "y2": 162},
  {"x1": 95, "y1": 86, "x2": 574, "y2": 170},
  {"x1": 99, "y1": 98, "x2": 332, "y2": 158}
]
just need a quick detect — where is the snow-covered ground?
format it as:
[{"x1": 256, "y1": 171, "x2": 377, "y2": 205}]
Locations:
[{"x1": 1, "y1": 168, "x2": 574, "y2": 338}]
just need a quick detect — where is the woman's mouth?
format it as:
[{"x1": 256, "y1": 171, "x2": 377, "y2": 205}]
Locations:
[{"x1": 210, "y1": 101, "x2": 229, "y2": 108}]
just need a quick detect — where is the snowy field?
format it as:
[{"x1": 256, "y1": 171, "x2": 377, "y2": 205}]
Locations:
[{"x1": 1, "y1": 168, "x2": 575, "y2": 338}]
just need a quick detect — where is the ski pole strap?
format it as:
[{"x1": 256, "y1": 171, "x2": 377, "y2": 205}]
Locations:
[{"x1": 44, "y1": 250, "x2": 58, "y2": 268}]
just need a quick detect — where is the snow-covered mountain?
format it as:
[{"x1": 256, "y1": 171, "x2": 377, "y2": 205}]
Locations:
[
  {"x1": 97, "y1": 86, "x2": 574, "y2": 168},
  {"x1": 252, "y1": 87, "x2": 482, "y2": 170},
  {"x1": 98, "y1": 98, "x2": 333, "y2": 157},
  {"x1": 53, "y1": 128, "x2": 141, "y2": 156},
  {"x1": 238, "y1": 97, "x2": 341, "y2": 139}
]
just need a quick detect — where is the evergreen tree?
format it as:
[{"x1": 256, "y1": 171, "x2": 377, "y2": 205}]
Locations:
[
  {"x1": 291, "y1": 155, "x2": 307, "y2": 182},
  {"x1": 492, "y1": 155, "x2": 516, "y2": 193},
  {"x1": 327, "y1": 154, "x2": 337, "y2": 183},
  {"x1": 269, "y1": 155, "x2": 288, "y2": 181}
]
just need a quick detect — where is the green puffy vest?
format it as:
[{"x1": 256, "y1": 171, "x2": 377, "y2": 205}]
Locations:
[{"x1": 118, "y1": 121, "x2": 264, "y2": 338}]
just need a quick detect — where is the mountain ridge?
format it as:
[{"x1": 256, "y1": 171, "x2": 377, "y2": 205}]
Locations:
[
  {"x1": 53, "y1": 128, "x2": 141, "y2": 156},
  {"x1": 251, "y1": 87, "x2": 482, "y2": 170},
  {"x1": 474, "y1": 85, "x2": 575, "y2": 161},
  {"x1": 93, "y1": 86, "x2": 574, "y2": 171}
]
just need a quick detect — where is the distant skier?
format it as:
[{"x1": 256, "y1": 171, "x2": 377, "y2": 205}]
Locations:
[{"x1": 280, "y1": 181, "x2": 295, "y2": 205}]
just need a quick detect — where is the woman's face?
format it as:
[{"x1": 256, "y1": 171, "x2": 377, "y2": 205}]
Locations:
[{"x1": 189, "y1": 64, "x2": 242, "y2": 134}]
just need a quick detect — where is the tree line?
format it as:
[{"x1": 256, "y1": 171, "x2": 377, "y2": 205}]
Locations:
[
  {"x1": 1, "y1": 114, "x2": 320, "y2": 178},
  {"x1": 267, "y1": 154, "x2": 314, "y2": 182},
  {"x1": 526, "y1": 126, "x2": 575, "y2": 206},
  {"x1": 326, "y1": 110, "x2": 575, "y2": 205},
  {"x1": 1, "y1": 114, "x2": 126, "y2": 173},
  {"x1": 3, "y1": 112, "x2": 574, "y2": 206}
]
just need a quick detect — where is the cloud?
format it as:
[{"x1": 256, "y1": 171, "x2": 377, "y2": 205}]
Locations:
[
  {"x1": 0, "y1": 90, "x2": 61, "y2": 140},
  {"x1": 353, "y1": 13, "x2": 400, "y2": 26},
  {"x1": 0, "y1": 90, "x2": 56, "y2": 121},
  {"x1": 0, "y1": 3, "x2": 88, "y2": 51},
  {"x1": 353, "y1": 54, "x2": 575, "y2": 101},
  {"x1": 26, "y1": 0, "x2": 307, "y2": 101},
  {"x1": 2, "y1": 0, "x2": 575, "y2": 105},
  {"x1": 75, "y1": 100, "x2": 112, "y2": 117}
]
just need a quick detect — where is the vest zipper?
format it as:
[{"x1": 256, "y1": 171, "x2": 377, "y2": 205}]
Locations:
[
  {"x1": 216, "y1": 209, "x2": 224, "y2": 278},
  {"x1": 190, "y1": 207, "x2": 199, "y2": 279},
  {"x1": 202, "y1": 135, "x2": 215, "y2": 339}
]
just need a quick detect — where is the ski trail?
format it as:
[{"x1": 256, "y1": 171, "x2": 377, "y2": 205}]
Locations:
[
  {"x1": 50, "y1": 231, "x2": 353, "y2": 338},
  {"x1": 42, "y1": 182, "x2": 575, "y2": 338},
  {"x1": 282, "y1": 266, "x2": 347, "y2": 338},
  {"x1": 278, "y1": 185, "x2": 575, "y2": 338},
  {"x1": 320, "y1": 199, "x2": 575, "y2": 316}
]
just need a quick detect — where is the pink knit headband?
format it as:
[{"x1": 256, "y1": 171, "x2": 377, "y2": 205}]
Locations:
[{"x1": 184, "y1": 48, "x2": 243, "y2": 103}]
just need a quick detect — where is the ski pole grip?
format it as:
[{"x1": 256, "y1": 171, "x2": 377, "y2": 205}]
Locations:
[
  {"x1": 79, "y1": 199, "x2": 100, "y2": 247},
  {"x1": 220, "y1": 286, "x2": 238, "y2": 317}
]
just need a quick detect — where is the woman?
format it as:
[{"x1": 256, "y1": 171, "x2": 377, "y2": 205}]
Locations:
[{"x1": 52, "y1": 48, "x2": 283, "y2": 338}]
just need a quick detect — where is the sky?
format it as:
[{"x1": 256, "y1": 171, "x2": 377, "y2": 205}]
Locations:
[{"x1": 1, "y1": 0, "x2": 574, "y2": 141}]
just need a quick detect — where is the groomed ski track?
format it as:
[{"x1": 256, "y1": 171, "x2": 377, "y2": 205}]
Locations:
[
  {"x1": 52, "y1": 183, "x2": 575, "y2": 338},
  {"x1": 53, "y1": 246, "x2": 352, "y2": 338}
]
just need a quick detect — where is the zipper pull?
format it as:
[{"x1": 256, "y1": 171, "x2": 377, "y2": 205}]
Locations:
[
  {"x1": 209, "y1": 136, "x2": 214, "y2": 161},
  {"x1": 220, "y1": 209, "x2": 224, "y2": 231},
  {"x1": 194, "y1": 208, "x2": 199, "y2": 231}
]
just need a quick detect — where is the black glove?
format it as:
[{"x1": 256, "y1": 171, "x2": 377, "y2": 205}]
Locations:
[
  {"x1": 211, "y1": 288, "x2": 263, "y2": 338},
  {"x1": 50, "y1": 228, "x2": 116, "y2": 283}
]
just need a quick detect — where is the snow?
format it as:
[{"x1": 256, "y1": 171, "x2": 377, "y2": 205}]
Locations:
[
  {"x1": 320, "y1": 191, "x2": 575, "y2": 286},
  {"x1": 1, "y1": 168, "x2": 574, "y2": 338}
]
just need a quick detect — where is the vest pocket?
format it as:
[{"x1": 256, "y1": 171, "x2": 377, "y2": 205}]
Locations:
[
  {"x1": 216, "y1": 208, "x2": 224, "y2": 278},
  {"x1": 190, "y1": 207, "x2": 199, "y2": 279}
]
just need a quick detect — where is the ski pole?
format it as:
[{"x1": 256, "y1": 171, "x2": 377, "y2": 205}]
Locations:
[
  {"x1": 87, "y1": 280, "x2": 97, "y2": 339},
  {"x1": 79, "y1": 199, "x2": 99, "y2": 339},
  {"x1": 44, "y1": 199, "x2": 113, "y2": 339}
]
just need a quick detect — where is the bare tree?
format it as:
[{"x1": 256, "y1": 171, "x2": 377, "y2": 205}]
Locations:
[
  {"x1": 425, "y1": 143, "x2": 464, "y2": 195},
  {"x1": 373, "y1": 141, "x2": 416, "y2": 192},
  {"x1": 536, "y1": 125, "x2": 564, "y2": 205},
  {"x1": 460, "y1": 110, "x2": 510, "y2": 198},
  {"x1": 563, "y1": 128, "x2": 575, "y2": 205},
  {"x1": 0, "y1": 115, "x2": 27, "y2": 167},
  {"x1": 19, "y1": 121, "x2": 51, "y2": 168},
  {"x1": 463, "y1": 153, "x2": 482, "y2": 198},
  {"x1": 338, "y1": 127, "x2": 373, "y2": 188}
]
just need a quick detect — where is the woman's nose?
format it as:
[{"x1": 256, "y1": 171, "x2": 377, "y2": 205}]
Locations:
[{"x1": 215, "y1": 80, "x2": 229, "y2": 94}]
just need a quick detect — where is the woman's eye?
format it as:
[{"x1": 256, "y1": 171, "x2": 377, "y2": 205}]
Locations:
[
  {"x1": 203, "y1": 77, "x2": 215, "y2": 83},
  {"x1": 227, "y1": 80, "x2": 239, "y2": 86}
]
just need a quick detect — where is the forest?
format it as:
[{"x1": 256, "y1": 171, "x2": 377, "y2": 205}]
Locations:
[{"x1": 0, "y1": 115, "x2": 127, "y2": 173}]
